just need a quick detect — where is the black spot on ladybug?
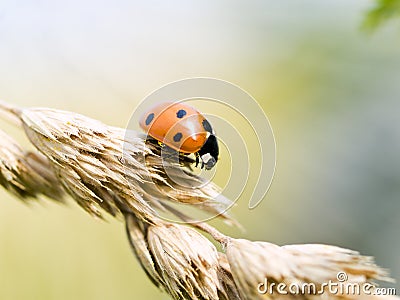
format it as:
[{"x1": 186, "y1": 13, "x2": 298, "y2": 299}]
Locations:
[
  {"x1": 145, "y1": 113, "x2": 155, "y2": 125},
  {"x1": 173, "y1": 132, "x2": 183, "y2": 142},
  {"x1": 176, "y1": 109, "x2": 187, "y2": 118},
  {"x1": 202, "y1": 119, "x2": 213, "y2": 133}
]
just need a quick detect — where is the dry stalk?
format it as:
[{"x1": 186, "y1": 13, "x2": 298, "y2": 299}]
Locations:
[{"x1": 0, "y1": 100, "x2": 397, "y2": 300}]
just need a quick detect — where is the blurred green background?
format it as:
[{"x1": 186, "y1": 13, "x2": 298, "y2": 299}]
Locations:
[{"x1": 0, "y1": 1, "x2": 399, "y2": 299}]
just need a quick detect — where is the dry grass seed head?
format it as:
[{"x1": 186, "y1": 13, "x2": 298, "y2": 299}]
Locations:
[
  {"x1": 1, "y1": 101, "x2": 398, "y2": 300},
  {"x1": 19, "y1": 107, "x2": 234, "y2": 222}
]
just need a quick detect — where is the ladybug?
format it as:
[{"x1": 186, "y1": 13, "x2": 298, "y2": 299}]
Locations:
[{"x1": 139, "y1": 102, "x2": 219, "y2": 170}]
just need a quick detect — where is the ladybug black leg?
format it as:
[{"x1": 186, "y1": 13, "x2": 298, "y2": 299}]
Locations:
[{"x1": 195, "y1": 152, "x2": 200, "y2": 167}]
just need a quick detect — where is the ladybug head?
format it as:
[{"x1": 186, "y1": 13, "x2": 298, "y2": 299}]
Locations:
[{"x1": 198, "y1": 134, "x2": 219, "y2": 170}]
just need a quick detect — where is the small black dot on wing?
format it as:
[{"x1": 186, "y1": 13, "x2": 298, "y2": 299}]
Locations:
[
  {"x1": 176, "y1": 109, "x2": 187, "y2": 118},
  {"x1": 173, "y1": 132, "x2": 183, "y2": 142},
  {"x1": 145, "y1": 113, "x2": 155, "y2": 125}
]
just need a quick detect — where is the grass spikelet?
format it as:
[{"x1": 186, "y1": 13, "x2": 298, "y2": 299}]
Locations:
[
  {"x1": 18, "y1": 107, "x2": 234, "y2": 221},
  {"x1": 225, "y1": 238, "x2": 394, "y2": 299},
  {"x1": 0, "y1": 129, "x2": 64, "y2": 201}
]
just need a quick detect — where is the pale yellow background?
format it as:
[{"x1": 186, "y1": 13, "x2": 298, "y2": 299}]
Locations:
[{"x1": 0, "y1": 1, "x2": 399, "y2": 299}]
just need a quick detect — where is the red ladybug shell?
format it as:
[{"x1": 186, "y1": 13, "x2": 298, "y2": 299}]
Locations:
[{"x1": 139, "y1": 102, "x2": 211, "y2": 153}]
